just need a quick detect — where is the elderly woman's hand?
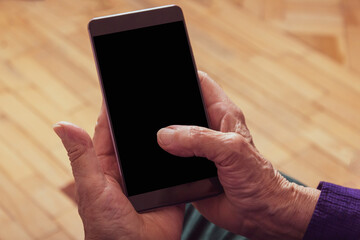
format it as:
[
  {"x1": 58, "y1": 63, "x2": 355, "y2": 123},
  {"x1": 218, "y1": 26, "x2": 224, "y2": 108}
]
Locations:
[
  {"x1": 53, "y1": 104, "x2": 184, "y2": 240},
  {"x1": 157, "y1": 72, "x2": 320, "y2": 240}
]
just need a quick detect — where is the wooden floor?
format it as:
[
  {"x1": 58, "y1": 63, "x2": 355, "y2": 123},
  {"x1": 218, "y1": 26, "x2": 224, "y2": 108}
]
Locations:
[{"x1": 1, "y1": 0, "x2": 360, "y2": 239}]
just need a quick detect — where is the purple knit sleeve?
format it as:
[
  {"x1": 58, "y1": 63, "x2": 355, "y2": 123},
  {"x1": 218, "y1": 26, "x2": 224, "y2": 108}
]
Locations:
[{"x1": 303, "y1": 182, "x2": 360, "y2": 240}]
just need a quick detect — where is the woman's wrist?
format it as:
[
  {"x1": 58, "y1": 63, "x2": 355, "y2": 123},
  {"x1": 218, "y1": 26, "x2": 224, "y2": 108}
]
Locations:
[
  {"x1": 249, "y1": 173, "x2": 320, "y2": 240},
  {"x1": 287, "y1": 184, "x2": 320, "y2": 237}
]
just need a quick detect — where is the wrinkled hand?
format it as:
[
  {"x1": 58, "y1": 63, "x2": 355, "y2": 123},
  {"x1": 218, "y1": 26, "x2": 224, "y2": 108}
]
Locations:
[
  {"x1": 157, "y1": 72, "x2": 320, "y2": 240},
  {"x1": 53, "y1": 104, "x2": 184, "y2": 240}
]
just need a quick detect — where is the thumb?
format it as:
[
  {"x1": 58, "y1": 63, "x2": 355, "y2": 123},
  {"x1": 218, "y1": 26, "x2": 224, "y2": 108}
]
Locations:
[
  {"x1": 53, "y1": 121, "x2": 106, "y2": 195},
  {"x1": 157, "y1": 125, "x2": 248, "y2": 166}
]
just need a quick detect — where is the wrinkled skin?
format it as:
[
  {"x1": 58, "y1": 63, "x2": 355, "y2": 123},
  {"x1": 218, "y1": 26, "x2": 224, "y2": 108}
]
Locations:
[
  {"x1": 54, "y1": 71, "x2": 319, "y2": 240},
  {"x1": 53, "y1": 107, "x2": 184, "y2": 240}
]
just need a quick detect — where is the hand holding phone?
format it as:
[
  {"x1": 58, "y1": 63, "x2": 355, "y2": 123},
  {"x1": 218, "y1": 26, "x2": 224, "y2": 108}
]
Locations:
[
  {"x1": 55, "y1": 6, "x2": 318, "y2": 240},
  {"x1": 88, "y1": 5, "x2": 223, "y2": 212}
]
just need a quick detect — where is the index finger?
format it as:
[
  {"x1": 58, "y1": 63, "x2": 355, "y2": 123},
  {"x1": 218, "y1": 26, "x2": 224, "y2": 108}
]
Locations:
[
  {"x1": 198, "y1": 71, "x2": 240, "y2": 131},
  {"x1": 93, "y1": 101, "x2": 121, "y2": 182},
  {"x1": 198, "y1": 71, "x2": 229, "y2": 109}
]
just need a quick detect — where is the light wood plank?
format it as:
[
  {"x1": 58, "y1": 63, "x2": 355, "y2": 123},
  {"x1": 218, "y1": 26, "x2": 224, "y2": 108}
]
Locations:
[
  {"x1": 56, "y1": 208, "x2": 85, "y2": 240},
  {"x1": 0, "y1": 207, "x2": 33, "y2": 240},
  {"x1": 12, "y1": 55, "x2": 83, "y2": 113},
  {"x1": 0, "y1": 117, "x2": 72, "y2": 187},
  {"x1": 46, "y1": 231, "x2": 73, "y2": 240},
  {"x1": 0, "y1": 92, "x2": 75, "y2": 173},
  {"x1": 0, "y1": 171, "x2": 58, "y2": 239},
  {"x1": 250, "y1": 56, "x2": 323, "y2": 100},
  {"x1": 18, "y1": 175, "x2": 75, "y2": 218},
  {"x1": 16, "y1": 86, "x2": 68, "y2": 125},
  {"x1": 0, "y1": 139, "x2": 34, "y2": 183},
  {"x1": 29, "y1": 46, "x2": 102, "y2": 108}
]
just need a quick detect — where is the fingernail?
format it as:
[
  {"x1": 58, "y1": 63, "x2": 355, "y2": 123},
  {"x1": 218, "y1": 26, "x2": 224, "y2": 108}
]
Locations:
[
  {"x1": 53, "y1": 121, "x2": 75, "y2": 139},
  {"x1": 53, "y1": 123, "x2": 65, "y2": 138},
  {"x1": 158, "y1": 128, "x2": 175, "y2": 146},
  {"x1": 198, "y1": 70, "x2": 208, "y2": 77}
]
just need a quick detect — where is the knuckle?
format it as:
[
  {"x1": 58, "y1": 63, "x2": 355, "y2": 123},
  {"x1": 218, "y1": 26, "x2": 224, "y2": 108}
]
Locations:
[
  {"x1": 224, "y1": 132, "x2": 246, "y2": 148},
  {"x1": 220, "y1": 133, "x2": 249, "y2": 161},
  {"x1": 233, "y1": 106, "x2": 245, "y2": 121},
  {"x1": 67, "y1": 143, "x2": 87, "y2": 162},
  {"x1": 189, "y1": 126, "x2": 207, "y2": 140},
  {"x1": 188, "y1": 126, "x2": 210, "y2": 157}
]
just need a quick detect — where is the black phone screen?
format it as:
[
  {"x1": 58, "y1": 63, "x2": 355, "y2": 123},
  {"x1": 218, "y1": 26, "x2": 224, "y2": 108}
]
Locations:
[{"x1": 93, "y1": 21, "x2": 218, "y2": 196}]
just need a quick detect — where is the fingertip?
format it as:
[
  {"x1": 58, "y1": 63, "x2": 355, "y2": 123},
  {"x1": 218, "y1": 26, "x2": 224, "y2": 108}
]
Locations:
[
  {"x1": 53, "y1": 122, "x2": 65, "y2": 139},
  {"x1": 53, "y1": 121, "x2": 78, "y2": 138},
  {"x1": 53, "y1": 121, "x2": 92, "y2": 148},
  {"x1": 157, "y1": 127, "x2": 176, "y2": 146},
  {"x1": 53, "y1": 121, "x2": 78, "y2": 129},
  {"x1": 198, "y1": 70, "x2": 208, "y2": 78}
]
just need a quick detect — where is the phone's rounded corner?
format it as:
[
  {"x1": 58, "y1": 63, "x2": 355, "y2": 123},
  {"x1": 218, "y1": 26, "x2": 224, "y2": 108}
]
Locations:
[
  {"x1": 172, "y1": 5, "x2": 183, "y2": 12},
  {"x1": 87, "y1": 18, "x2": 97, "y2": 33},
  {"x1": 171, "y1": 5, "x2": 184, "y2": 16}
]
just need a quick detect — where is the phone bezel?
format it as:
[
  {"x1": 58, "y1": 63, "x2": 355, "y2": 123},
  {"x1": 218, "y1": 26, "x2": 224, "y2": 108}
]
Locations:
[{"x1": 88, "y1": 5, "x2": 223, "y2": 212}]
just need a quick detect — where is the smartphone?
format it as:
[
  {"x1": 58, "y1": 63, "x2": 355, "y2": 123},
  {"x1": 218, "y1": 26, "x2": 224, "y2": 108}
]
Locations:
[{"x1": 88, "y1": 5, "x2": 223, "y2": 212}]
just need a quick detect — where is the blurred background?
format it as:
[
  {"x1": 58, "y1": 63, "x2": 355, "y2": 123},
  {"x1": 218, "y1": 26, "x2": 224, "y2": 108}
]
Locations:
[{"x1": 1, "y1": 0, "x2": 360, "y2": 239}]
